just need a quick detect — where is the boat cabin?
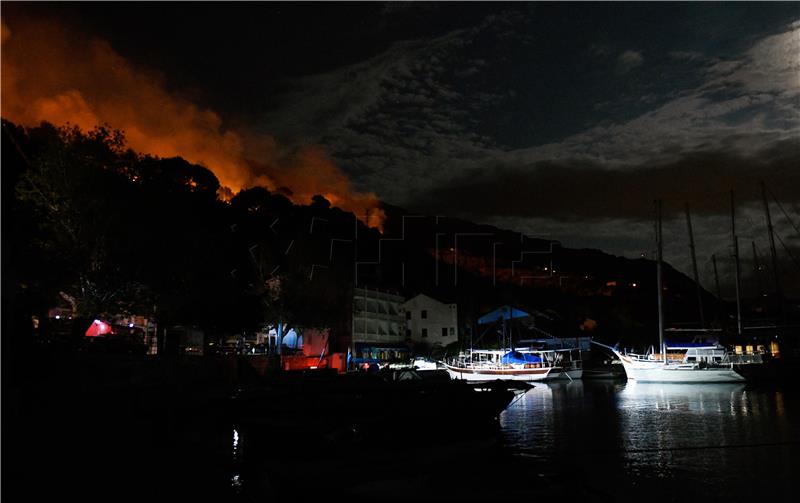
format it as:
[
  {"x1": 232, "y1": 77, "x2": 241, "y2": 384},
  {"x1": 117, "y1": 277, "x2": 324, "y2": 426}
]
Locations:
[{"x1": 673, "y1": 345, "x2": 730, "y2": 365}]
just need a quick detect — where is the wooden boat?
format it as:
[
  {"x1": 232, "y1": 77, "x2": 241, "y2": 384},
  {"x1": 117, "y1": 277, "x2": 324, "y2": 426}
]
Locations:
[
  {"x1": 444, "y1": 304, "x2": 583, "y2": 382},
  {"x1": 441, "y1": 348, "x2": 579, "y2": 382}
]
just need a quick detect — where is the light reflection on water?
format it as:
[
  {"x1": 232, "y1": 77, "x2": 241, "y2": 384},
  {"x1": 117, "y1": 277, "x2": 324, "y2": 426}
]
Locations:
[
  {"x1": 500, "y1": 381, "x2": 797, "y2": 501},
  {"x1": 231, "y1": 428, "x2": 242, "y2": 491}
]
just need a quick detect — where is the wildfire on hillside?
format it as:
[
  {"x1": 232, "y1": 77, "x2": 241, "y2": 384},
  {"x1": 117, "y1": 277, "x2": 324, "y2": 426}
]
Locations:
[{"x1": 1, "y1": 17, "x2": 385, "y2": 230}]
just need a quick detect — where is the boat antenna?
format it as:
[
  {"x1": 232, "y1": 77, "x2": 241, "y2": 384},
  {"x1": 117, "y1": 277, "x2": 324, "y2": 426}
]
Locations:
[
  {"x1": 685, "y1": 203, "x2": 705, "y2": 329},
  {"x1": 730, "y1": 190, "x2": 743, "y2": 338},
  {"x1": 655, "y1": 199, "x2": 665, "y2": 363}
]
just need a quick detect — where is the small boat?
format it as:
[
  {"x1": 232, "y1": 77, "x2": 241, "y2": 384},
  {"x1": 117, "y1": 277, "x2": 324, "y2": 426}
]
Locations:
[
  {"x1": 385, "y1": 356, "x2": 443, "y2": 371},
  {"x1": 411, "y1": 356, "x2": 441, "y2": 370}
]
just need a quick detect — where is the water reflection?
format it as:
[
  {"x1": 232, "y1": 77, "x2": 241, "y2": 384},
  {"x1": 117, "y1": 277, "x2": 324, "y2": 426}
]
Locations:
[
  {"x1": 230, "y1": 428, "x2": 243, "y2": 492},
  {"x1": 500, "y1": 381, "x2": 797, "y2": 501},
  {"x1": 617, "y1": 383, "x2": 749, "y2": 485},
  {"x1": 618, "y1": 381, "x2": 746, "y2": 406},
  {"x1": 216, "y1": 382, "x2": 797, "y2": 501}
]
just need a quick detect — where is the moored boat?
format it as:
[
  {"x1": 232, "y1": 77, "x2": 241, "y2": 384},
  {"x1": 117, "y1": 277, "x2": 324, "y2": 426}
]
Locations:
[
  {"x1": 442, "y1": 349, "x2": 555, "y2": 382},
  {"x1": 442, "y1": 348, "x2": 581, "y2": 382},
  {"x1": 593, "y1": 340, "x2": 748, "y2": 383},
  {"x1": 594, "y1": 199, "x2": 762, "y2": 383},
  {"x1": 444, "y1": 304, "x2": 584, "y2": 383}
]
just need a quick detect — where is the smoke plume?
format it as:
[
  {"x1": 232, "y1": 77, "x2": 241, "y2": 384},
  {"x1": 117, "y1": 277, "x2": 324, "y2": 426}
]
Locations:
[{"x1": 1, "y1": 16, "x2": 384, "y2": 229}]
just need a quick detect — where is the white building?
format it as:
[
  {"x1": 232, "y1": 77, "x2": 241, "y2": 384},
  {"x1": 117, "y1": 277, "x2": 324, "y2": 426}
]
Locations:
[
  {"x1": 402, "y1": 294, "x2": 458, "y2": 347},
  {"x1": 351, "y1": 287, "x2": 408, "y2": 362}
]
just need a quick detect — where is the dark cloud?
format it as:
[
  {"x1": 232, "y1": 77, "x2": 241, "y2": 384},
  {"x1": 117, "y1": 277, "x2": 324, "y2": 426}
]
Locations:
[
  {"x1": 252, "y1": 12, "x2": 798, "y2": 209},
  {"x1": 412, "y1": 140, "x2": 800, "y2": 222}
]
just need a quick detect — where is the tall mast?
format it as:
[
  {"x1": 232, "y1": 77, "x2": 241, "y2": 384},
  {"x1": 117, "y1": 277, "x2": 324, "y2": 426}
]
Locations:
[
  {"x1": 656, "y1": 199, "x2": 665, "y2": 362},
  {"x1": 730, "y1": 191, "x2": 743, "y2": 338},
  {"x1": 685, "y1": 203, "x2": 705, "y2": 329},
  {"x1": 712, "y1": 253, "x2": 723, "y2": 321},
  {"x1": 751, "y1": 241, "x2": 764, "y2": 299},
  {"x1": 509, "y1": 306, "x2": 514, "y2": 351},
  {"x1": 501, "y1": 311, "x2": 507, "y2": 352},
  {"x1": 761, "y1": 180, "x2": 783, "y2": 320}
]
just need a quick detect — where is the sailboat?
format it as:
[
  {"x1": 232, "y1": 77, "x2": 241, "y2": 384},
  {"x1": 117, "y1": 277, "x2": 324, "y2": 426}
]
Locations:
[
  {"x1": 592, "y1": 199, "x2": 749, "y2": 383},
  {"x1": 442, "y1": 306, "x2": 583, "y2": 382},
  {"x1": 593, "y1": 340, "x2": 747, "y2": 382}
]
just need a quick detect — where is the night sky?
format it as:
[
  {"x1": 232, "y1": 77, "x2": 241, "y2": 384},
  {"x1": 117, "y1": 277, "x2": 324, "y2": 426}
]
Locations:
[{"x1": 2, "y1": 2, "x2": 799, "y2": 292}]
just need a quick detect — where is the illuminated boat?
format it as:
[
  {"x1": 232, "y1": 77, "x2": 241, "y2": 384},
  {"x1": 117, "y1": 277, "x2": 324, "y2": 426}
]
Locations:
[
  {"x1": 593, "y1": 341, "x2": 747, "y2": 383},
  {"x1": 444, "y1": 305, "x2": 583, "y2": 382},
  {"x1": 441, "y1": 348, "x2": 581, "y2": 382},
  {"x1": 591, "y1": 199, "x2": 756, "y2": 383}
]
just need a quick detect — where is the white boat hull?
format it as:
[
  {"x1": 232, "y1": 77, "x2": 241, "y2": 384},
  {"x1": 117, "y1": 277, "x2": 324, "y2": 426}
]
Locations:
[
  {"x1": 444, "y1": 365, "x2": 554, "y2": 382},
  {"x1": 617, "y1": 354, "x2": 745, "y2": 383},
  {"x1": 623, "y1": 366, "x2": 745, "y2": 383}
]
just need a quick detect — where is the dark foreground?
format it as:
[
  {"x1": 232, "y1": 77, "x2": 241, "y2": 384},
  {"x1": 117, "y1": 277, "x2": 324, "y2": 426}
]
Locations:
[
  {"x1": 3, "y1": 353, "x2": 536, "y2": 502},
  {"x1": 4, "y1": 353, "x2": 799, "y2": 502}
]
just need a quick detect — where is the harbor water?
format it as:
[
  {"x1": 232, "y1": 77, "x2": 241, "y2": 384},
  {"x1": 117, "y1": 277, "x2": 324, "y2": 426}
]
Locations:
[
  {"x1": 227, "y1": 380, "x2": 800, "y2": 502},
  {"x1": 9, "y1": 375, "x2": 798, "y2": 502},
  {"x1": 221, "y1": 380, "x2": 798, "y2": 501},
  {"x1": 500, "y1": 380, "x2": 798, "y2": 502}
]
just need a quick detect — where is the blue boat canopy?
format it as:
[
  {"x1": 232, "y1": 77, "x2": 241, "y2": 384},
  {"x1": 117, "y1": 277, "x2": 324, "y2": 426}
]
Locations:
[
  {"x1": 500, "y1": 351, "x2": 542, "y2": 364},
  {"x1": 478, "y1": 306, "x2": 532, "y2": 325}
]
